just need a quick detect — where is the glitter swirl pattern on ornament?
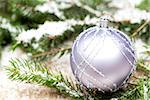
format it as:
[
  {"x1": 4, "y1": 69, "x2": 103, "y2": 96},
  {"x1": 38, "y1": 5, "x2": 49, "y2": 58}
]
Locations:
[{"x1": 70, "y1": 25, "x2": 136, "y2": 92}]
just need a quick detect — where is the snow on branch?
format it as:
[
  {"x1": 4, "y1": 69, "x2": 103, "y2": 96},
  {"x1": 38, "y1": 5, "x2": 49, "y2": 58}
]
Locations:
[{"x1": 17, "y1": 16, "x2": 99, "y2": 43}]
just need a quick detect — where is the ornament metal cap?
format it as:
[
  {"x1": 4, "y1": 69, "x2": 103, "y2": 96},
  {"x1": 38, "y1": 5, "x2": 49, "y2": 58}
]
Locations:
[{"x1": 99, "y1": 15, "x2": 112, "y2": 28}]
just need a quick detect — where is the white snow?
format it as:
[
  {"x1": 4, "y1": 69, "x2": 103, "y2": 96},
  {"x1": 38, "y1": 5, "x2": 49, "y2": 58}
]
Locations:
[
  {"x1": 109, "y1": 0, "x2": 150, "y2": 23},
  {"x1": 17, "y1": 20, "x2": 73, "y2": 43},
  {"x1": 134, "y1": 39, "x2": 147, "y2": 59},
  {"x1": 35, "y1": 0, "x2": 101, "y2": 18},
  {"x1": 17, "y1": 17, "x2": 100, "y2": 43},
  {"x1": 114, "y1": 8, "x2": 150, "y2": 23},
  {"x1": 0, "y1": 46, "x2": 28, "y2": 67},
  {"x1": 35, "y1": 1, "x2": 73, "y2": 19},
  {"x1": 109, "y1": 0, "x2": 143, "y2": 8},
  {"x1": 0, "y1": 16, "x2": 23, "y2": 33}
]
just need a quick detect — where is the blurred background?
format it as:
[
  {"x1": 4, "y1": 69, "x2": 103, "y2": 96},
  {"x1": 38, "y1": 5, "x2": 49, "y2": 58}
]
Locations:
[{"x1": 0, "y1": 0, "x2": 149, "y2": 100}]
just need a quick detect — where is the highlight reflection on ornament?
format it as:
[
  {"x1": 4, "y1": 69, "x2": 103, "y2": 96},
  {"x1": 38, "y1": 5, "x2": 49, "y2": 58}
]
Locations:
[{"x1": 70, "y1": 16, "x2": 136, "y2": 92}]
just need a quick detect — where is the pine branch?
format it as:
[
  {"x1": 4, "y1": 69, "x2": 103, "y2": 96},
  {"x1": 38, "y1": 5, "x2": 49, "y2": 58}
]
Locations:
[
  {"x1": 63, "y1": 5, "x2": 95, "y2": 20},
  {"x1": 117, "y1": 21, "x2": 150, "y2": 43},
  {"x1": 136, "y1": 0, "x2": 150, "y2": 11},
  {"x1": 131, "y1": 20, "x2": 150, "y2": 37},
  {"x1": 9, "y1": 0, "x2": 46, "y2": 7},
  {"x1": 119, "y1": 77, "x2": 150, "y2": 100},
  {"x1": 6, "y1": 59, "x2": 84, "y2": 99},
  {"x1": 5, "y1": 0, "x2": 61, "y2": 29},
  {"x1": 15, "y1": 24, "x2": 91, "y2": 57},
  {"x1": 137, "y1": 60, "x2": 150, "y2": 76},
  {"x1": 5, "y1": 58, "x2": 150, "y2": 100},
  {"x1": 136, "y1": 45, "x2": 150, "y2": 76},
  {"x1": 9, "y1": 7, "x2": 60, "y2": 29},
  {"x1": 32, "y1": 47, "x2": 71, "y2": 62},
  {"x1": 0, "y1": 27, "x2": 12, "y2": 46}
]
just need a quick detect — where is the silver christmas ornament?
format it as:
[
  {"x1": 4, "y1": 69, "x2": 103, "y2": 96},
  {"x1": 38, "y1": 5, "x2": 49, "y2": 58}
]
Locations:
[{"x1": 70, "y1": 16, "x2": 136, "y2": 92}]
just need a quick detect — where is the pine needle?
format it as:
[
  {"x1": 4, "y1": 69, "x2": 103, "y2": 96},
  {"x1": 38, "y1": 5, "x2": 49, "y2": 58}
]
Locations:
[{"x1": 6, "y1": 59, "x2": 84, "y2": 99}]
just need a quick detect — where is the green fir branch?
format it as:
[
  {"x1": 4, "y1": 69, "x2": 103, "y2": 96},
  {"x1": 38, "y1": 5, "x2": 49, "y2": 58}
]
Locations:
[
  {"x1": 6, "y1": 59, "x2": 84, "y2": 99},
  {"x1": 136, "y1": 0, "x2": 150, "y2": 11},
  {"x1": 0, "y1": 27, "x2": 12, "y2": 47},
  {"x1": 32, "y1": 47, "x2": 71, "y2": 62},
  {"x1": 9, "y1": 7, "x2": 60, "y2": 29},
  {"x1": 14, "y1": 24, "x2": 92, "y2": 58},
  {"x1": 63, "y1": 5, "x2": 95, "y2": 20},
  {"x1": 119, "y1": 77, "x2": 150, "y2": 100},
  {"x1": 6, "y1": 58, "x2": 150, "y2": 100},
  {"x1": 117, "y1": 21, "x2": 150, "y2": 43},
  {"x1": 8, "y1": 0, "x2": 46, "y2": 7}
]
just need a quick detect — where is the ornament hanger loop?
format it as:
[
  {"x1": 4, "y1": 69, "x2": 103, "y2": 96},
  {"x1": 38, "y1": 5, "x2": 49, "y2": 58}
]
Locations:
[{"x1": 99, "y1": 15, "x2": 111, "y2": 28}]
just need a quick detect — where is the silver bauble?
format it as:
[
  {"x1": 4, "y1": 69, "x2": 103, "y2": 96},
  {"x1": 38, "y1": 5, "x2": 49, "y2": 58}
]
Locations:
[{"x1": 70, "y1": 17, "x2": 136, "y2": 92}]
